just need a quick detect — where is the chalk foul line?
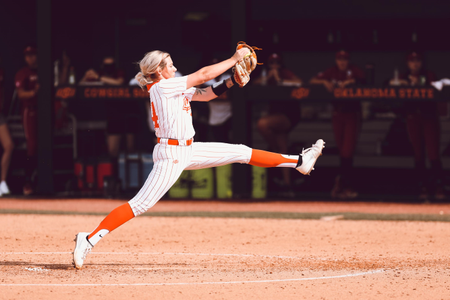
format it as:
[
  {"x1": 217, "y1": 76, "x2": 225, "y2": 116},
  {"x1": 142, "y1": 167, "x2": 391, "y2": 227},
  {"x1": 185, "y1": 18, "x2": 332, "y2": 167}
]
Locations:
[
  {"x1": 0, "y1": 251, "x2": 386, "y2": 286},
  {"x1": 1, "y1": 270, "x2": 385, "y2": 286}
]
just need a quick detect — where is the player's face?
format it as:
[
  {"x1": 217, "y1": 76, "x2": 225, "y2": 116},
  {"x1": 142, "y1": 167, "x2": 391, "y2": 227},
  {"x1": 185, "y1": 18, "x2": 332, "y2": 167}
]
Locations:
[
  {"x1": 103, "y1": 57, "x2": 114, "y2": 65},
  {"x1": 407, "y1": 60, "x2": 422, "y2": 74},
  {"x1": 25, "y1": 54, "x2": 38, "y2": 69},
  {"x1": 336, "y1": 58, "x2": 349, "y2": 71},
  {"x1": 160, "y1": 56, "x2": 177, "y2": 79}
]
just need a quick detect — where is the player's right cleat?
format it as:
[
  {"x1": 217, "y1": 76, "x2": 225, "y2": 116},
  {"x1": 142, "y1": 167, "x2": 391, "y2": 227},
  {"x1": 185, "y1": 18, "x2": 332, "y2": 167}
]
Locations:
[
  {"x1": 73, "y1": 232, "x2": 93, "y2": 270},
  {"x1": 296, "y1": 139, "x2": 325, "y2": 175}
]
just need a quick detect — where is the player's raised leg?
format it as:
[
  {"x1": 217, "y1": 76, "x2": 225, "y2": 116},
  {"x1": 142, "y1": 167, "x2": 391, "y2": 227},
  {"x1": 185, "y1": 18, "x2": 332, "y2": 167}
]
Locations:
[{"x1": 185, "y1": 139, "x2": 324, "y2": 175}]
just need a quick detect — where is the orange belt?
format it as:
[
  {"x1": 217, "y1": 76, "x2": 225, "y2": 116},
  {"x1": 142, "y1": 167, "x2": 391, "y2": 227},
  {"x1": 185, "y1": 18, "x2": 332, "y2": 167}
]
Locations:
[{"x1": 157, "y1": 138, "x2": 193, "y2": 146}]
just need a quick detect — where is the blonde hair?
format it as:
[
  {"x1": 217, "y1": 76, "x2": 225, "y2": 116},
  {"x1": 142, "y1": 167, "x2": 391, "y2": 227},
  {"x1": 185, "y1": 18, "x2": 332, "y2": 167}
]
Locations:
[{"x1": 135, "y1": 50, "x2": 170, "y2": 89}]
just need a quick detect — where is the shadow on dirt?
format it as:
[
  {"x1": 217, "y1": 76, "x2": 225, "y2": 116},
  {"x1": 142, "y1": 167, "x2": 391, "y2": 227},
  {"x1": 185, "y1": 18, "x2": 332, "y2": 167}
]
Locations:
[{"x1": 0, "y1": 261, "x2": 73, "y2": 270}]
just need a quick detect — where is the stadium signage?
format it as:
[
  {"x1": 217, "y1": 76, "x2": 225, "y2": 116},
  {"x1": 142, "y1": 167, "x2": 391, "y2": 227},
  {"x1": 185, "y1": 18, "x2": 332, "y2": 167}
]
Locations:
[
  {"x1": 290, "y1": 87, "x2": 310, "y2": 99},
  {"x1": 83, "y1": 87, "x2": 132, "y2": 98},
  {"x1": 55, "y1": 86, "x2": 150, "y2": 99},
  {"x1": 333, "y1": 87, "x2": 435, "y2": 99},
  {"x1": 55, "y1": 87, "x2": 76, "y2": 99}
]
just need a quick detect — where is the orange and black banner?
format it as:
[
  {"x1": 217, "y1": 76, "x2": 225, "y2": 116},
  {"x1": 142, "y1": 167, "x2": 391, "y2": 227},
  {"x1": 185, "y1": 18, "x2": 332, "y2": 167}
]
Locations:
[
  {"x1": 248, "y1": 85, "x2": 449, "y2": 102},
  {"x1": 56, "y1": 85, "x2": 449, "y2": 102},
  {"x1": 332, "y1": 87, "x2": 435, "y2": 100},
  {"x1": 55, "y1": 86, "x2": 149, "y2": 100}
]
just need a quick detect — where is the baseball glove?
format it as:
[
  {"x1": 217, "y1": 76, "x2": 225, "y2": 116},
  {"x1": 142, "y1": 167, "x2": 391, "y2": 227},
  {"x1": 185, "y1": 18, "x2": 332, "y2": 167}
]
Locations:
[{"x1": 233, "y1": 41, "x2": 261, "y2": 88}]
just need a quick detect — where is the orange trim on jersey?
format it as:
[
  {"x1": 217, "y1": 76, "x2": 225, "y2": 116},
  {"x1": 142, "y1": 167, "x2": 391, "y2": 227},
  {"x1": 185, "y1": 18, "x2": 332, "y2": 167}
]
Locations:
[
  {"x1": 157, "y1": 138, "x2": 193, "y2": 146},
  {"x1": 151, "y1": 101, "x2": 160, "y2": 128},
  {"x1": 146, "y1": 80, "x2": 160, "y2": 91}
]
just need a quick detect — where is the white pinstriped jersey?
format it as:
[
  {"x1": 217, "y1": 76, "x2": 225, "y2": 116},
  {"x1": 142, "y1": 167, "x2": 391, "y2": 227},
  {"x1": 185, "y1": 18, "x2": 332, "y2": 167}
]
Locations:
[{"x1": 147, "y1": 76, "x2": 196, "y2": 140}]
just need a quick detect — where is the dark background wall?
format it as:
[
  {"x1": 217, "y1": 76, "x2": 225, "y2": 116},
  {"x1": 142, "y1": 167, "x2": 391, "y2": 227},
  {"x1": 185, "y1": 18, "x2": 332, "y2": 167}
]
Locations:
[
  {"x1": 1, "y1": 0, "x2": 450, "y2": 99},
  {"x1": 0, "y1": 0, "x2": 449, "y2": 196}
]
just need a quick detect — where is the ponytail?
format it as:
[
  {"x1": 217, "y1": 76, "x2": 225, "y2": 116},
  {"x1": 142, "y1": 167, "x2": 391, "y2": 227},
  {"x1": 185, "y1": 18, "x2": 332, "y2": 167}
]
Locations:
[{"x1": 135, "y1": 71, "x2": 152, "y2": 89}]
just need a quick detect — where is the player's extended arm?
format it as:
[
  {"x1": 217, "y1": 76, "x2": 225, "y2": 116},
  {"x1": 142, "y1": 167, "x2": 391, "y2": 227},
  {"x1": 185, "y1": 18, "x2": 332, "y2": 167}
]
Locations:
[
  {"x1": 309, "y1": 77, "x2": 327, "y2": 85},
  {"x1": 192, "y1": 78, "x2": 234, "y2": 102},
  {"x1": 186, "y1": 48, "x2": 248, "y2": 90},
  {"x1": 283, "y1": 74, "x2": 303, "y2": 85},
  {"x1": 310, "y1": 77, "x2": 335, "y2": 92},
  {"x1": 99, "y1": 76, "x2": 124, "y2": 85}
]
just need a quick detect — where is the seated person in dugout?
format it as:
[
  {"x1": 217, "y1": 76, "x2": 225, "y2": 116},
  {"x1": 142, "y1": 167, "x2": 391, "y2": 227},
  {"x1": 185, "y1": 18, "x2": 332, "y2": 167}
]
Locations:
[
  {"x1": 254, "y1": 53, "x2": 303, "y2": 197},
  {"x1": 389, "y1": 51, "x2": 444, "y2": 201},
  {"x1": 80, "y1": 56, "x2": 138, "y2": 179},
  {"x1": 310, "y1": 50, "x2": 365, "y2": 200}
]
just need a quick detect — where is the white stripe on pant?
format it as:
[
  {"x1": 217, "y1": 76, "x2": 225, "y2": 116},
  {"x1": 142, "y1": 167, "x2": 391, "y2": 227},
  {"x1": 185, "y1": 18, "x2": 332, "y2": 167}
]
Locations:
[{"x1": 128, "y1": 142, "x2": 252, "y2": 216}]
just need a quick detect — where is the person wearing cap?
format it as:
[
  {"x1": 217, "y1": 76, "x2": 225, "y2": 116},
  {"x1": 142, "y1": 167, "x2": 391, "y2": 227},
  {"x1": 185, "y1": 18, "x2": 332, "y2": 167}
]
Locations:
[
  {"x1": 389, "y1": 51, "x2": 443, "y2": 201},
  {"x1": 254, "y1": 53, "x2": 303, "y2": 197},
  {"x1": 310, "y1": 50, "x2": 366, "y2": 200},
  {"x1": 15, "y1": 45, "x2": 39, "y2": 195},
  {"x1": 0, "y1": 57, "x2": 14, "y2": 196}
]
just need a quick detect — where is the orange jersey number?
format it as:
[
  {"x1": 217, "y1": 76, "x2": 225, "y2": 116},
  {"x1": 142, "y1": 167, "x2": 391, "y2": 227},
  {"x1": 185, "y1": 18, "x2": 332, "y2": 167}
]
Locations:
[{"x1": 151, "y1": 101, "x2": 160, "y2": 128}]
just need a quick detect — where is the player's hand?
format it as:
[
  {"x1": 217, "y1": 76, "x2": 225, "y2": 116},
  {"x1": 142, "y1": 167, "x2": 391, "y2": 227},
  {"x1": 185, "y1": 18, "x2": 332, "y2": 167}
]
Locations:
[
  {"x1": 267, "y1": 69, "x2": 281, "y2": 83},
  {"x1": 389, "y1": 79, "x2": 408, "y2": 86},
  {"x1": 86, "y1": 69, "x2": 99, "y2": 80},
  {"x1": 408, "y1": 75, "x2": 419, "y2": 86},
  {"x1": 232, "y1": 48, "x2": 250, "y2": 63},
  {"x1": 339, "y1": 79, "x2": 355, "y2": 88},
  {"x1": 323, "y1": 80, "x2": 335, "y2": 92},
  {"x1": 85, "y1": 70, "x2": 93, "y2": 78}
]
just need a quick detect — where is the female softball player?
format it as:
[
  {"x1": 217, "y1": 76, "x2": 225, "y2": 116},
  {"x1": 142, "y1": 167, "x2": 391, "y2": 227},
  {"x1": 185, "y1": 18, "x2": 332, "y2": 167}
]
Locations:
[{"x1": 73, "y1": 46, "x2": 325, "y2": 269}]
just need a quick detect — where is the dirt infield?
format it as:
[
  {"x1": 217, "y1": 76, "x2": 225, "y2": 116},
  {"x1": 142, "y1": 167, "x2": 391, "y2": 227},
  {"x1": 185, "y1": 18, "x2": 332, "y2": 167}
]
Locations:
[
  {"x1": 1, "y1": 198, "x2": 450, "y2": 299},
  {"x1": 3, "y1": 198, "x2": 450, "y2": 215}
]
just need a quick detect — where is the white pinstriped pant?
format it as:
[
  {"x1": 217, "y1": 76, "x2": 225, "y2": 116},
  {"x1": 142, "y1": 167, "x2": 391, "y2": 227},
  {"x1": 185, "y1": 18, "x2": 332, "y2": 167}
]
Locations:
[{"x1": 128, "y1": 142, "x2": 252, "y2": 216}]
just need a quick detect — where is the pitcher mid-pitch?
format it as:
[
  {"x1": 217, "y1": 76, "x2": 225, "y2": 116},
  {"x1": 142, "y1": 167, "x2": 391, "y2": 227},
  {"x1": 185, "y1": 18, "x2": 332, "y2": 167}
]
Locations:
[{"x1": 73, "y1": 43, "x2": 325, "y2": 269}]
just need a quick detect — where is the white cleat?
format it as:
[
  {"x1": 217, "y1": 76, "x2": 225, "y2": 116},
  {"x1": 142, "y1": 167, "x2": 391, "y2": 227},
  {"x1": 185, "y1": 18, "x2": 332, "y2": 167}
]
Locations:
[
  {"x1": 0, "y1": 181, "x2": 10, "y2": 195},
  {"x1": 73, "y1": 232, "x2": 93, "y2": 270},
  {"x1": 296, "y1": 139, "x2": 325, "y2": 175}
]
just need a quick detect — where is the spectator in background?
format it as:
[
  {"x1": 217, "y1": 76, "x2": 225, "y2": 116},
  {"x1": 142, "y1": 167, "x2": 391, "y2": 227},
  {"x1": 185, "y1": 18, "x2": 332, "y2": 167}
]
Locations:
[
  {"x1": 254, "y1": 53, "x2": 302, "y2": 197},
  {"x1": 54, "y1": 50, "x2": 74, "y2": 129},
  {"x1": 389, "y1": 51, "x2": 444, "y2": 200},
  {"x1": 201, "y1": 58, "x2": 233, "y2": 143},
  {"x1": 80, "y1": 55, "x2": 132, "y2": 179},
  {"x1": 15, "y1": 45, "x2": 39, "y2": 195},
  {"x1": 56, "y1": 50, "x2": 74, "y2": 86},
  {"x1": 0, "y1": 57, "x2": 14, "y2": 196},
  {"x1": 310, "y1": 50, "x2": 365, "y2": 199},
  {"x1": 79, "y1": 55, "x2": 125, "y2": 86}
]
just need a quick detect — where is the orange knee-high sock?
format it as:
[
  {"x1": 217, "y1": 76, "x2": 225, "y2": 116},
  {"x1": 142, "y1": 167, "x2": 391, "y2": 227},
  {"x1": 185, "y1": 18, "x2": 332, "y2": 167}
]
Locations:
[
  {"x1": 87, "y1": 203, "x2": 135, "y2": 246},
  {"x1": 249, "y1": 149, "x2": 299, "y2": 168}
]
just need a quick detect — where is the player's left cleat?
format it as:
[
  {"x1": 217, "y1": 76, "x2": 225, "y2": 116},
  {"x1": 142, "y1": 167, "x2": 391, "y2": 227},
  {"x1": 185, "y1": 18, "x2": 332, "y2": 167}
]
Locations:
[
  {"x1": 296, "y1": 139, "x2": 325, "y2": 175},
  {"x1": 73, "y1": 232, "x2": 93, "y2": 270}
]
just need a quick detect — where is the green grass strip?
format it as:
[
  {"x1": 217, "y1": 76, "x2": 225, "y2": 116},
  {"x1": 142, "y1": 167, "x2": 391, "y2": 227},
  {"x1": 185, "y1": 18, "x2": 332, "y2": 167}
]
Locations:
[{"x1": 1, "y1": 209, "x2": 450, "y2": 222}]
